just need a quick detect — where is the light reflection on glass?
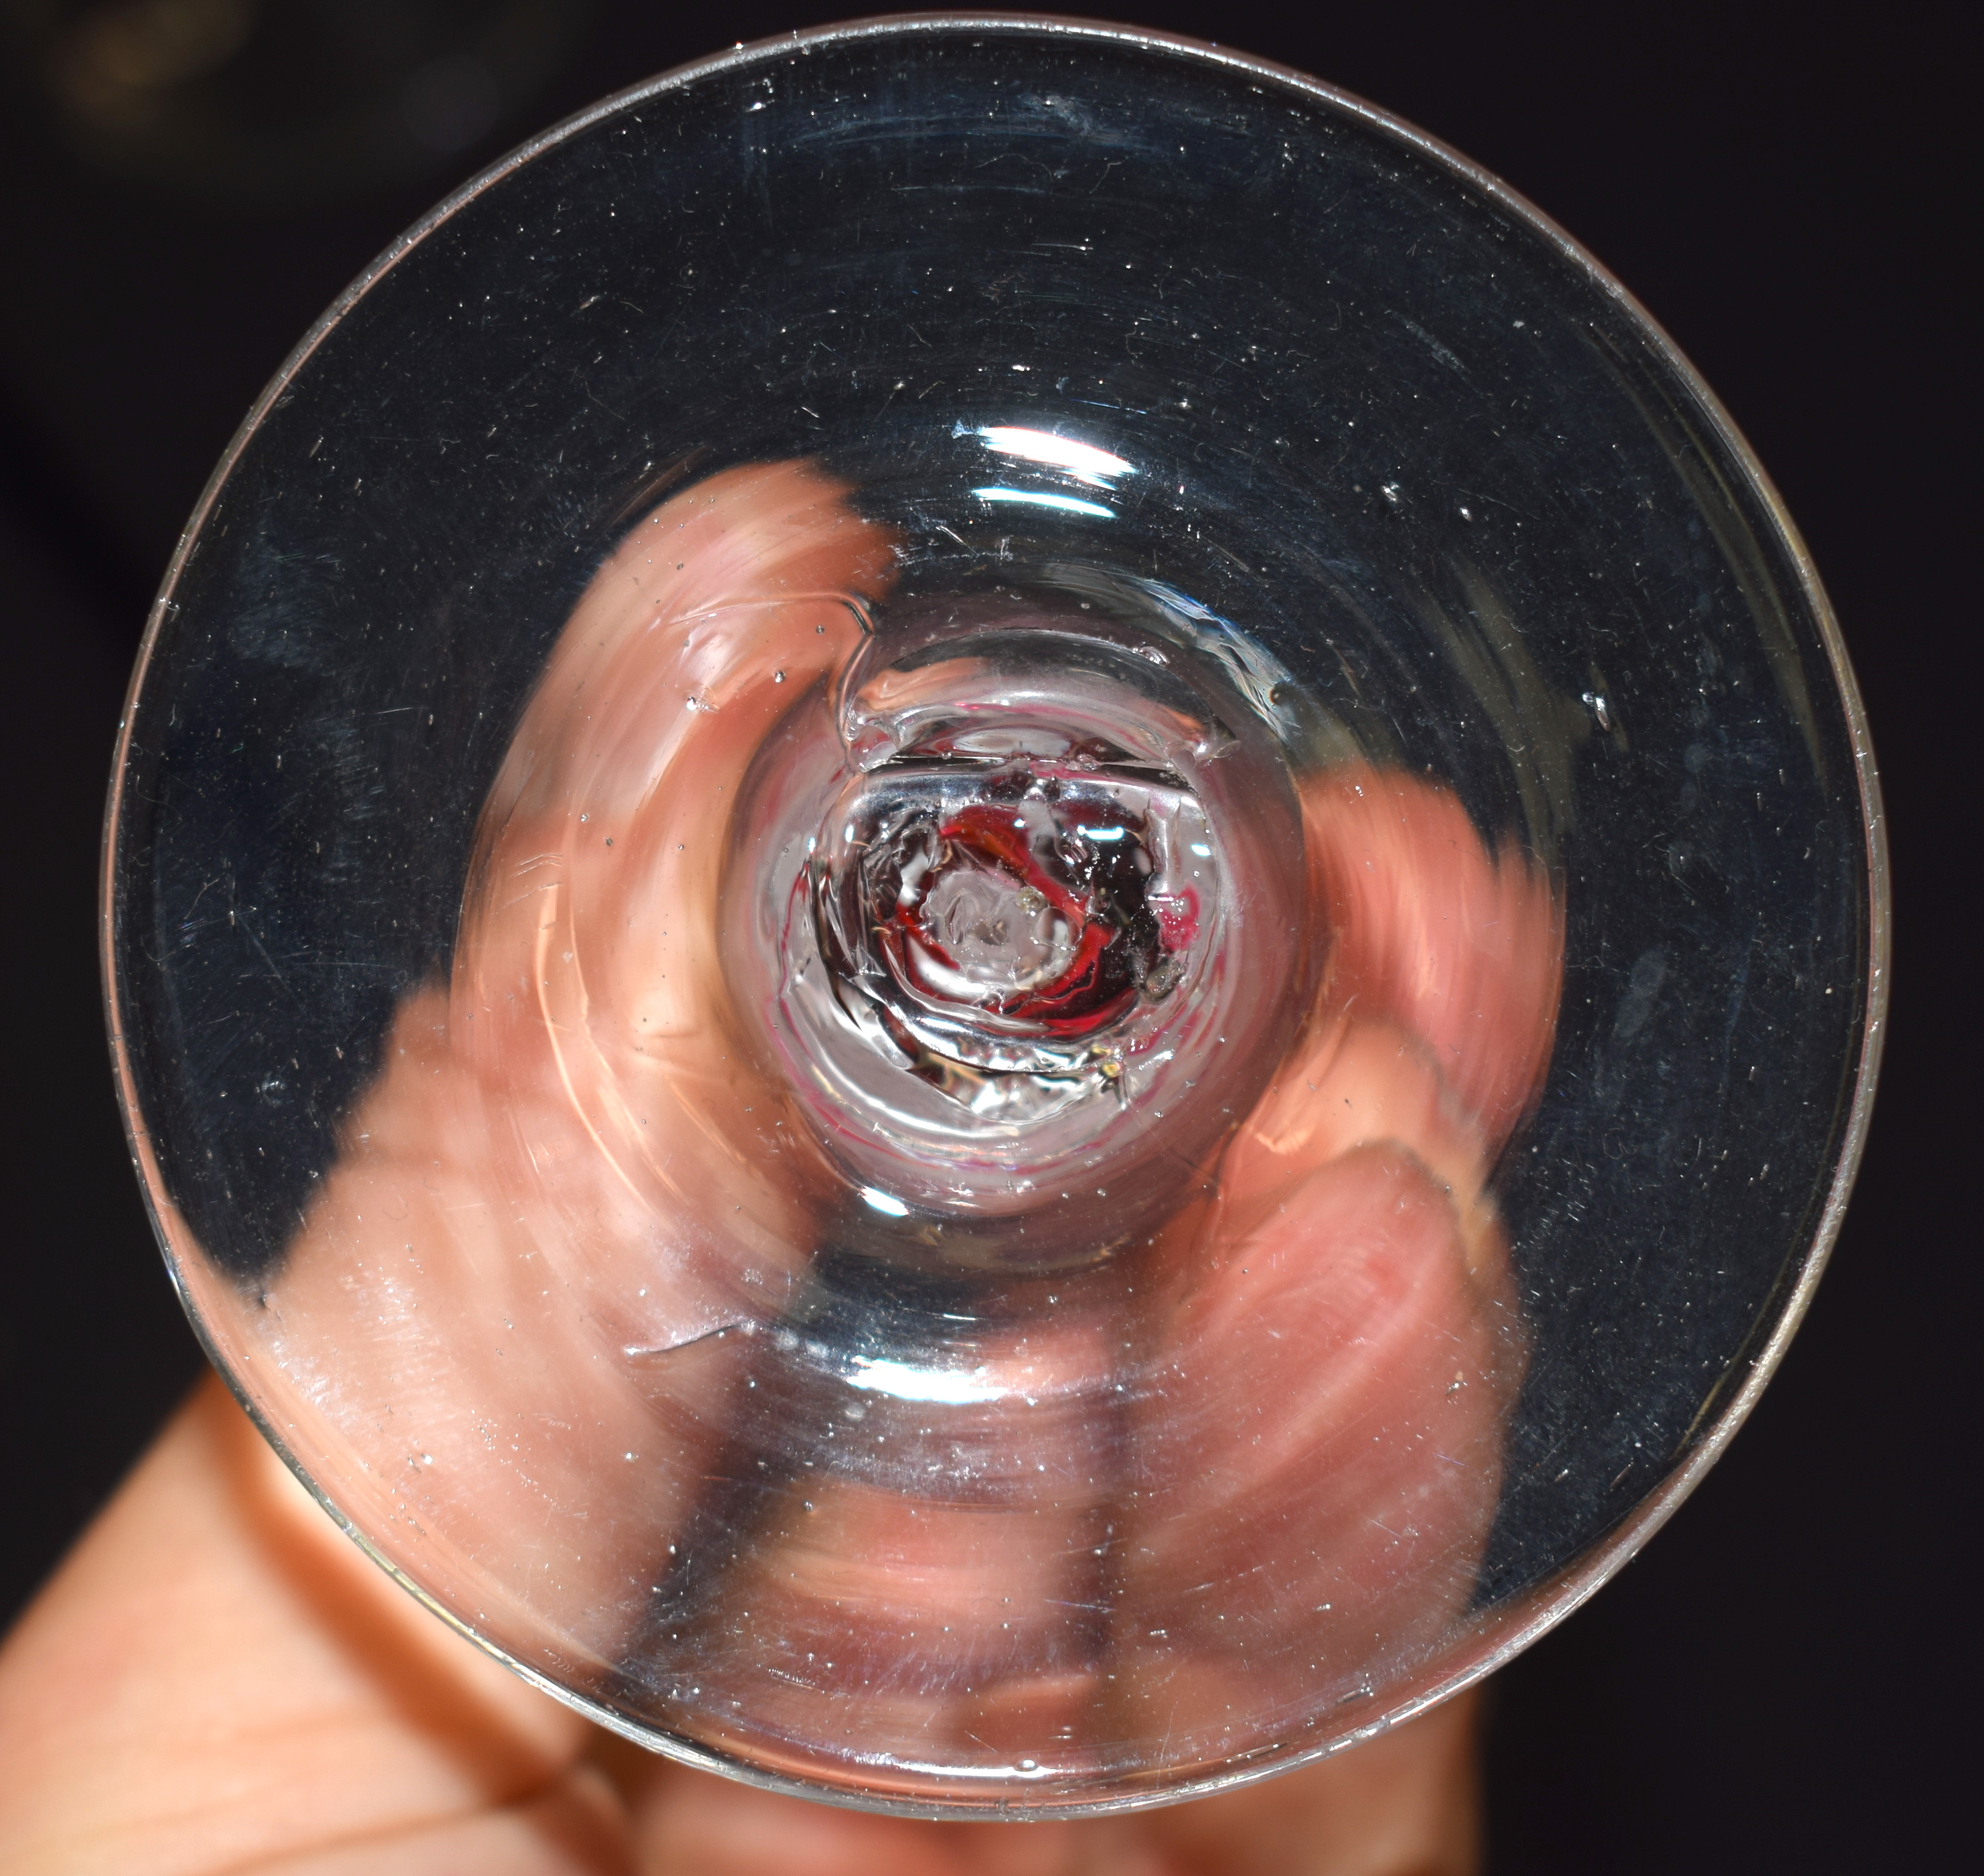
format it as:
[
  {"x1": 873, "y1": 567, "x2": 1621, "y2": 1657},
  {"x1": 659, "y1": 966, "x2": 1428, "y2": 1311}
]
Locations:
[
  {"x1": 971, "y1": 486, "x2": 1117, "y2": 519},
  {"x1": 967, "y1": 424, "x2": 1137, "y2": 487}
]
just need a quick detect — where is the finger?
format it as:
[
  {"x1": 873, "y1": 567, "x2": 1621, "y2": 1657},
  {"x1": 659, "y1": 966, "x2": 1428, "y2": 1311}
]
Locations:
[
  {"x1": 222, "y1": 1770, "x2": 627, "y2": 1876},
  {"x1": 1224, "y1": 761, "x2": 1561, "y2": 1253},
  {"x1": 1115, "y1": 1145, "x2": 1518, "y2": 1759},
  {"x1": 1134, "y1": 1687, "x2": 1483, "y2": 1876},
  {"x1": 220, "y1": 463, "x2": 898, "y2": 1694},
  {"x1": 635, "y1": 1271, "x2": 1130, "y2": 1798},
  {"x1": 0, "y1": 1372, "x2": 618, "y2": 1876},
  {"x1": 253, "y1": 980, "x2": 724, "y2": 1678},
  {"x1": 1214, "y1": 1013, "x2": 1496, "y2": 1277},
  {"x1": 608, "y1": 1691, "x2": 1479, "y2": 1875},
  {"x1": 466, "y1": 458, "x2": 901, "y2": 1290},
  {"x1": 1113, "y1": 766, "x2": 1558, "y2": 1761},
  {"x1": 1299, "y1": 764, "x2": 1562, "y2": 1151},
  {"x1": 619, "y1": 1743, "x2": 1151, "y2": 1876}
]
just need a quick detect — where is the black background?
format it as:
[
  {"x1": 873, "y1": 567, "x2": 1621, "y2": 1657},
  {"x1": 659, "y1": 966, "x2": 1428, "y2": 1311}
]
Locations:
[{"x1": 1, "y1": 5, "x2": 1964, "y2": 1870}]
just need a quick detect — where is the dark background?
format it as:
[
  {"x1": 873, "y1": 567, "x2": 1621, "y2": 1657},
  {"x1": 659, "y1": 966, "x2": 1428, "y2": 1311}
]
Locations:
[{"x1": 1, "y1": 3, "x2": 1964, "y2": 1869}]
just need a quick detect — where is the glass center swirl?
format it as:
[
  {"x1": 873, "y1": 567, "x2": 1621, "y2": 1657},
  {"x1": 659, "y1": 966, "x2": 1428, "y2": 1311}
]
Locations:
[
  {"x1": 734, "y1": 587, "x2": 1307, "y2": 1272},
  {"x1": 817, "y1": 749, "x2": 1207, "y2": 1089}
]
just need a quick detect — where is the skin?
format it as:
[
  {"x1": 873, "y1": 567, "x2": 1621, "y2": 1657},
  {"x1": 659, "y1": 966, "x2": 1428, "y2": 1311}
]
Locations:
[
  {"x1": 0, "y1": 1378, "x2": 1482, "y2": 1873},
  {"x1": 0, "y1": 460, "x2": 1559, "y2": 1869}
]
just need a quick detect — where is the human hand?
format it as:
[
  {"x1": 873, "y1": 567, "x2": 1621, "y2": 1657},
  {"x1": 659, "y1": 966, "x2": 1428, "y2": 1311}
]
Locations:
[
  {"x1": 0, "y1": 1372, "x2": 1482, "y2": 1873},
  {"x1": 11, "y1": 458, "x2": 1557, "y2": 1867}
]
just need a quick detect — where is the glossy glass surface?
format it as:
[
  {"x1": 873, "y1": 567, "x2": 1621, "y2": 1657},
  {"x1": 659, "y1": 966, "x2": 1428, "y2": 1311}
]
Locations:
[{"x1": 105, "y1": 18, "x2": 1883, "y2": 1815}]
